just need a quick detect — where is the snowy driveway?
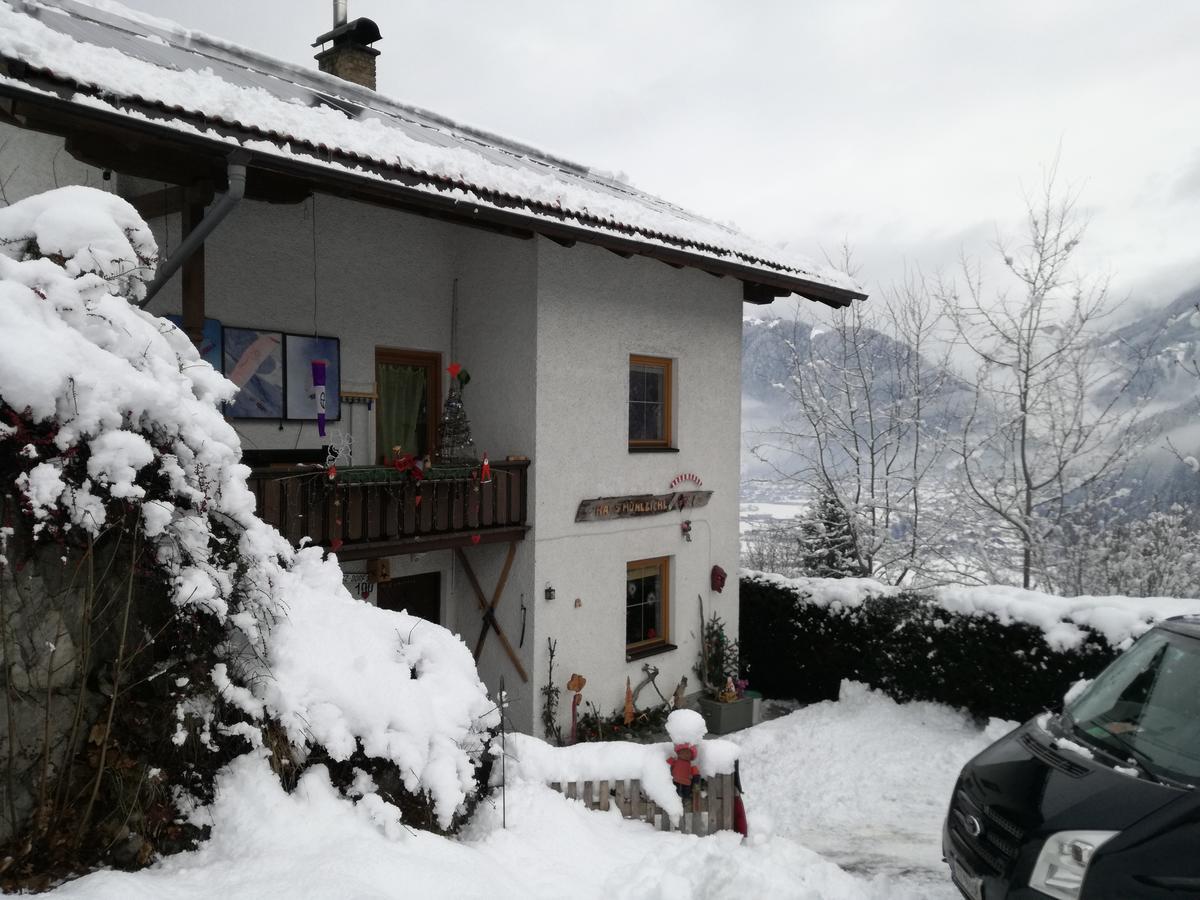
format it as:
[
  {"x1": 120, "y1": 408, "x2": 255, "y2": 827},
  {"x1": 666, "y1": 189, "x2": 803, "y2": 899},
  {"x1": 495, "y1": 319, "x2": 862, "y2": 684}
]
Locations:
[{"x1": 732, "y1": 683, "x2": 1016, "y2": 898}]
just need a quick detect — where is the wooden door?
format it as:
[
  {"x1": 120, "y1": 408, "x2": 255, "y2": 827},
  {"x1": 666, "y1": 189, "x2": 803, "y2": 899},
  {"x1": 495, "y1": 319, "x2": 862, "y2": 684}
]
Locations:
[{"x1": 376, "y1": 571, "x2": 441, "y2": 625}]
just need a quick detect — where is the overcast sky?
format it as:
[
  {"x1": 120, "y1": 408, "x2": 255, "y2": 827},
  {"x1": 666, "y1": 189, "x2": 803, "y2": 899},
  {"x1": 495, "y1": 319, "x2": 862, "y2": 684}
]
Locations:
[{"x1": 122, "y1": 0, "x2": 1200, "y2": 315}]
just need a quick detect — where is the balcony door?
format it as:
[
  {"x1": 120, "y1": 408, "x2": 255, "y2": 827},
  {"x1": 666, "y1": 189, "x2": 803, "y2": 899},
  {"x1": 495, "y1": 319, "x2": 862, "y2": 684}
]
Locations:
[
  {"x1": 375, "y1": 348, "x2": 441, "y2": 464},
  {"x1": 376, "y1": 572, "x2": 441, "y2": 625}
]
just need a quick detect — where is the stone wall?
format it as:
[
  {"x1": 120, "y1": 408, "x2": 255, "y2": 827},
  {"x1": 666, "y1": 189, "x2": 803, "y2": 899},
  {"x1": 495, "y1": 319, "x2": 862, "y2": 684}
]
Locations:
[
  {"x1": 0, "y1": 495, "x2": 162, "y2": 853},
  {"x1": 0, "y1": 504, "x2": 105, "y2": 847}
]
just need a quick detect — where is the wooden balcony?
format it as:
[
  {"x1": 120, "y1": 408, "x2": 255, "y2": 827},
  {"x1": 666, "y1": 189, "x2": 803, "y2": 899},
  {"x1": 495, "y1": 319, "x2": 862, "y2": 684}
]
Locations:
[{"x1": 247, "y1": 459, "x2": 530, "y2": 560}]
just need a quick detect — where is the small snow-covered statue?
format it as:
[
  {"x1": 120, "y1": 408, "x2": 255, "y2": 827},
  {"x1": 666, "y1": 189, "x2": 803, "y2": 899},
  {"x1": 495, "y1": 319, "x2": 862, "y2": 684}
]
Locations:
[
  {"x1": 668, "y1": 743, "x2": 699, "y2": 801},
  {"x1": 665, "y1": 709, "x2": 706, "y2": 802}
]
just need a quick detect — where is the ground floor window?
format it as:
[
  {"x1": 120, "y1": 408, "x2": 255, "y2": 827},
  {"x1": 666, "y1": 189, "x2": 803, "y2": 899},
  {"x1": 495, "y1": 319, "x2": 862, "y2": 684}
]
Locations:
[{"x1": 626, "y1": 556, "x2": 670, "y2": 650}]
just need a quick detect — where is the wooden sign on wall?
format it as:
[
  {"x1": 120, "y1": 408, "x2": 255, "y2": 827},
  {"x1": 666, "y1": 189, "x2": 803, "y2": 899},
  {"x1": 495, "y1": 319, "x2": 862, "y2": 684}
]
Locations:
[{"x1": 575, "y1": 490, "x2": 712, "y2": 523}]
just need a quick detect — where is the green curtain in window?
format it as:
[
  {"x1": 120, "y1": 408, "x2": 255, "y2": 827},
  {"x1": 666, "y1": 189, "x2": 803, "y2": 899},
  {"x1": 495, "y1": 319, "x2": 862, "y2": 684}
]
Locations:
[{"x1": 377, "y1": 364, "x2": 426, "y2": 461}]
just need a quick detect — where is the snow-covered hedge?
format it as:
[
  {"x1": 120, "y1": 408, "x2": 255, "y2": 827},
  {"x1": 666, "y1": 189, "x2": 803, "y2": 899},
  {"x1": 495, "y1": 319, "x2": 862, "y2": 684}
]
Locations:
[
  {"x1": 739, "y1": 570, "x2": 1200, "y2": 721},
  {"x1": 0, "y1": 187, "x2": 498, "y2": 875}
]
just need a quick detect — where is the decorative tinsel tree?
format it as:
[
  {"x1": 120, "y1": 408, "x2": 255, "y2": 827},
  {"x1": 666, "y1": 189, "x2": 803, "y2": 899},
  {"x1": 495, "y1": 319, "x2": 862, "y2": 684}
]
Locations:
[{"x1": 438, "y1": 363, "x2": 476, "y2": 464}]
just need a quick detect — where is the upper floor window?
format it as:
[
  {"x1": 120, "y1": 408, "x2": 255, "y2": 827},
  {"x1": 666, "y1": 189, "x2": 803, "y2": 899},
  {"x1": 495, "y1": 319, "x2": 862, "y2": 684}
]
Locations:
[
  {"x1": 629, "y1": 354, "x2": 673, "y2": 449},
  {"x1": 376, "y1": 347, "x2": 441, "y2": 463}
]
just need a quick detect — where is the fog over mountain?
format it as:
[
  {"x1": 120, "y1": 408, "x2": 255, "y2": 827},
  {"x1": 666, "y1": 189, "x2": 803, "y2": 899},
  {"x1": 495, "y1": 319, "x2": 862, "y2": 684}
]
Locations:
[{"x1": 742, "y1": 285, "x2": 1200, "y2": 518}]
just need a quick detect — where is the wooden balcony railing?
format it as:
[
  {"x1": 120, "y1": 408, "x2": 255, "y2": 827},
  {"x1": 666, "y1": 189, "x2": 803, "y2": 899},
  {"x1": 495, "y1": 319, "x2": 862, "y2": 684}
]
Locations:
[{"x1": 246, "y1": 459, "x2": 530, "y2": 559}]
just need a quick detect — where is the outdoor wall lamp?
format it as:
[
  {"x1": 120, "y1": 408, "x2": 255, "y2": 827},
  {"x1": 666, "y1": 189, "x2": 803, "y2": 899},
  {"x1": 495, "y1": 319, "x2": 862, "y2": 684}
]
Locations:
[
  {"x1": 544, "y1": 582, "x2": 556, "y2": 601},
  {"x1": 681, "y1": 520, "x2": 693, "y2": 542}
]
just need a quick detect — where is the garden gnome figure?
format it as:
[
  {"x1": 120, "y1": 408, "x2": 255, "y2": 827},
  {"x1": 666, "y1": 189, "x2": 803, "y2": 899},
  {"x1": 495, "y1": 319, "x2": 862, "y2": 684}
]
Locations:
[
  {"x1": 718, "y1": 676, "x2": 738, "y2": 703},
  {"x1": 665, "y1": 709, "x2": 706, "y2": 809}
]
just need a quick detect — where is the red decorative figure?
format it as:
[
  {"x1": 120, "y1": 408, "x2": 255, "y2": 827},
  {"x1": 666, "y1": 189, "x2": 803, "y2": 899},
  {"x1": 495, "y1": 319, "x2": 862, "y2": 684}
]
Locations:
[
  {"x1": 668, "y1": 742, "x2": 700, "y2": 801},
  {"x1": 480, "y1": 451, "x2": 492, "y2": 484},
  {"x1": 711, "y1": 564, "x2": 727, "y2": 593}
]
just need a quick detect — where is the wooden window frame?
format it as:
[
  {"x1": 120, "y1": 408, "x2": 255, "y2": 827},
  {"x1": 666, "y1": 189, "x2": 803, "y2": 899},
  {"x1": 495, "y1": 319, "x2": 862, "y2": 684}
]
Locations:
[
  {"x1": 625, "y1": 555, "x2": 671, "y2": 653},
  {"x1": 374, "y1": 347, "x2": 442, "y2": 464},
  {"x1": 628, "y1": 354, "x2": 674, "y2": 450}
]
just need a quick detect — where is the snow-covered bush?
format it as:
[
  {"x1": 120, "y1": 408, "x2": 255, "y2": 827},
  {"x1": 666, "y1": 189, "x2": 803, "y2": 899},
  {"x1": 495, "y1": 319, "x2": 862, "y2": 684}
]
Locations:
[
  {"x1": 739, "y1": 570, "x2": 1200, "y2": 721},
  {"x1": 0, "y1": 187, "x2": 497, "y2": 884},
  {"x1": 1052, "y1": 506, "x2": 1200, "y2": 598}
]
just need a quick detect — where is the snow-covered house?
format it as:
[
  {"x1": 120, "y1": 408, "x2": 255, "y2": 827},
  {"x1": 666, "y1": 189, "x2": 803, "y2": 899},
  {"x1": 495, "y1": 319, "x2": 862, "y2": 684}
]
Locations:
[{"x1": 0, "y1": 0, "x2": 864, "y2": 732}]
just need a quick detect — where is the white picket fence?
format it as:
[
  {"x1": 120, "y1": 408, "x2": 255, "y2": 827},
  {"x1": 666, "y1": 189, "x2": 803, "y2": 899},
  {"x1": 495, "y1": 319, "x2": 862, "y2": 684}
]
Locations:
[{"x1": 548, "y1": 774, "x2": 737, "y2": 835}]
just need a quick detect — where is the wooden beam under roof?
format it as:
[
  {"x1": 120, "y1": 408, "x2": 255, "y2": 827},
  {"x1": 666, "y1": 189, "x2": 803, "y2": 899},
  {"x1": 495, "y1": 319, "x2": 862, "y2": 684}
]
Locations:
[
  {"x1": 743, "y1": 282, "x2": 793, "y2": 305},
  {"x1": 127, "y1": 186, "x2": 187, "y2": 220}
]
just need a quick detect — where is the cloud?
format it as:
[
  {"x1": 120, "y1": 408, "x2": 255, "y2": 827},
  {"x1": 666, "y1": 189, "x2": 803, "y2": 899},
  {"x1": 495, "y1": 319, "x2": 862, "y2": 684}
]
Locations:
[
  {"x1": 1173, "y1": 151, "x2": 1200, "y2": 201},
  {"x1": 122, "y1": 0, "x2": 1200, "y2": 307}
]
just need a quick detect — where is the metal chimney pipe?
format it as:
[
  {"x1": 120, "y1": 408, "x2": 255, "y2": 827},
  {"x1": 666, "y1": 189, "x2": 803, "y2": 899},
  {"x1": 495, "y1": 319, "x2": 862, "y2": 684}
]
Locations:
[{"x1": 333, "y1": 0, "x2": 347, "y2": 27}]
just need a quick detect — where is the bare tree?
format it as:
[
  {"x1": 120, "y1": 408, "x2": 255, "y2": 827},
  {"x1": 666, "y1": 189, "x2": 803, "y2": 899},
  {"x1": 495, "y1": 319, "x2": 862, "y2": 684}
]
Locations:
[
  {"x1": 938, "y1": 166, "x2": 1152, "y2": 589},
  {"x1": 752, "y1": 252, "x2": 958, "y2": 584}
]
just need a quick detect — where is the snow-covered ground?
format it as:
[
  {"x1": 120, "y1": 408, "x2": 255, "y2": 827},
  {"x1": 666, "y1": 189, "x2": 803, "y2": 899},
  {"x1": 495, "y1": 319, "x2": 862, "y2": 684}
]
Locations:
[
  {"x1": 733, "y1": 683, "x2": 1015, "y2": 898},
  {"x1": 739, "y1": 500, "x2": 807, "y2": 535},
  {"x1": 47, "y1": 683, "x2": 1008, "y2": 899}
]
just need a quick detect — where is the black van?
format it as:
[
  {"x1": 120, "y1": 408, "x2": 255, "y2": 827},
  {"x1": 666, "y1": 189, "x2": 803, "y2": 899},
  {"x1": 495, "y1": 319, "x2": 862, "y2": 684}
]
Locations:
[{"x1": 943, "y1": 615, "x2": 1200, "y2": 899}]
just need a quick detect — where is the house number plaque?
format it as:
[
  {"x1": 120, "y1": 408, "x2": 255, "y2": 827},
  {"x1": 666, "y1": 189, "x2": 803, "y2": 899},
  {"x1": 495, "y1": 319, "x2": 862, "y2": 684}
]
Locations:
[{"x1": 575, "y1": 490, "x2": 712, "y2": 523}]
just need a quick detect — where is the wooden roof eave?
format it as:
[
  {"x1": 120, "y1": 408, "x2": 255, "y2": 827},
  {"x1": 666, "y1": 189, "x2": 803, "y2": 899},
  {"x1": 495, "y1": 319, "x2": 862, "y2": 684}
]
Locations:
[{"x1": 0, "y1": 72, "x2": 866, "y2": 309}]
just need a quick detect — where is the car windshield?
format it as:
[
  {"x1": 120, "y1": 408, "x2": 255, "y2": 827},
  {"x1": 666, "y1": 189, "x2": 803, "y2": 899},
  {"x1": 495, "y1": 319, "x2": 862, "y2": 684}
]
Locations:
[{"x1": 1066, "y1": 627, "x2": 1200, "y2": 786}]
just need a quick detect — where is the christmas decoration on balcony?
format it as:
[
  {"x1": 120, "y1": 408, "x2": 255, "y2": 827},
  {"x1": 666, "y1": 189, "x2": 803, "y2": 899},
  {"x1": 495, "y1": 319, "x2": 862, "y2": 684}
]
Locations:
[
  {"x1": 438, "y1": 362, "x2": 476, "y2": 465},
  {"x1": 389, "y1": 447, "x2": 425, "y2": 484}
]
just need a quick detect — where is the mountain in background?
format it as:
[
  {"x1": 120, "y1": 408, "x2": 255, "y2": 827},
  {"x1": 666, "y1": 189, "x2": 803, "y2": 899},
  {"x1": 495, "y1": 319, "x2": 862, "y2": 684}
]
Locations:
[
  {"x1": 1100, "y1": 285, "x2": 1200, "y2": 514},
  {"x1": 742, "y1": 284, "x2": 1200, "y2": 516},
  {"x1": 741, "y1": 312, "x2": 971, "y2": 486}
]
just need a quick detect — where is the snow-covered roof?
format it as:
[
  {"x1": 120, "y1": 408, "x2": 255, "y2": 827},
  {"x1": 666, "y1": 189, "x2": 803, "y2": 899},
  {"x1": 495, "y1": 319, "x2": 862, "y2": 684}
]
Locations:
[{"x1": 0, "y1": 0, "x2": 866, "y2": 306}]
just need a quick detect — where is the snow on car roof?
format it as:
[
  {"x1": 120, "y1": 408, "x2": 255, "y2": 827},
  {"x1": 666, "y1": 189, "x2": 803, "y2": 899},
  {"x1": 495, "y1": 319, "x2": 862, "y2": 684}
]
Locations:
[{"x1": 0, "y1": 0, "x2": 865, "y2": 305}]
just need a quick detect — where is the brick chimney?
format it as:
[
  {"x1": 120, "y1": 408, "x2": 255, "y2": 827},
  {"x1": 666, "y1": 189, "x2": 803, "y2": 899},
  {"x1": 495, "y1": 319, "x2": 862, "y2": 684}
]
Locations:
[{"x1": 312, "y1": 1, "x2": 382, "y2": 90}]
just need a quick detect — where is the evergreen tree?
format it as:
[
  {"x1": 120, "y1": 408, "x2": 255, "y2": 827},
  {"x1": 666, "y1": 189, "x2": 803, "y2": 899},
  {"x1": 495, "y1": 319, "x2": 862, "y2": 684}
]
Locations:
[{"x1": 797, "y1": 487, "x2": 868, "y2": 578}]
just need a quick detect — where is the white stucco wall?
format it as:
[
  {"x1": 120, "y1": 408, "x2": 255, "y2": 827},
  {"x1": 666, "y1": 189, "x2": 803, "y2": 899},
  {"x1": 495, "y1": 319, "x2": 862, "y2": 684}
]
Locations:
[
  {"x1": 531, "y1": 240, "x2": 743, "y2": 737},
  {"x1": 448, "y1": 227, "x2": 540, "y2": 726},
  {"x1": 0, "y1": 123, "x2": 111, "y2": 202}
]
